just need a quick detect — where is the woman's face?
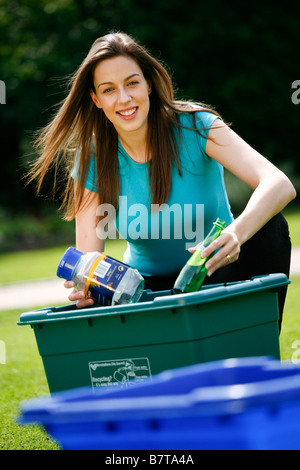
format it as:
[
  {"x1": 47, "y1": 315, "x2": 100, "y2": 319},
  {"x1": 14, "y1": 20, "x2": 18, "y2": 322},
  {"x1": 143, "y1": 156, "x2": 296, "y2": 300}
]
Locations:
[{"x1": 90, "y1": 55, "x2": 151, "y2": 139}]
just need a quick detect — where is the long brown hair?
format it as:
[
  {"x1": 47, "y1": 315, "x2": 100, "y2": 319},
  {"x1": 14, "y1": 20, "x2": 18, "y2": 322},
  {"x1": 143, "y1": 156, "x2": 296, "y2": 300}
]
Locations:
[{"x1": 26, "y1": 32, "x2": 222, "y2": 220}]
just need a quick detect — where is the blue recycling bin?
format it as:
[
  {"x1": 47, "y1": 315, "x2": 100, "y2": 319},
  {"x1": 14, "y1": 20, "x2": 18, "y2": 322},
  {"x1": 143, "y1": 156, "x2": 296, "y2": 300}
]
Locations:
[{"x1": 19, "y1": 356, "x2": 300, "y2": 450}]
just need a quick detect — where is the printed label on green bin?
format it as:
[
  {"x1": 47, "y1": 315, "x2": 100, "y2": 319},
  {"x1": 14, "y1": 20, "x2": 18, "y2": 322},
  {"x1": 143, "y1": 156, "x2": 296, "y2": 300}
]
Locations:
[{"x1": 89, "y1": 357, "x2": 152, "y2": 389}]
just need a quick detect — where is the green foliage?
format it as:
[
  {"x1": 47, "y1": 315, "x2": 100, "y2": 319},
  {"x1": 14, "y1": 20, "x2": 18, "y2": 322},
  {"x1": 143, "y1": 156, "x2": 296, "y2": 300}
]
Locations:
[
  {"x1": 0, "y1": 206, "x2": 75, "y2": 253},
  {"x1": 0, "y1": 0, "x2": 299, "y2": 216}
]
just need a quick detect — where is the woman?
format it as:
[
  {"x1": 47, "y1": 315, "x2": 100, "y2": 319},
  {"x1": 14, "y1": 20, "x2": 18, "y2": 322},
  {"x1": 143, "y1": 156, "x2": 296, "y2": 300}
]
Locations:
[{"x1": 28, "y1": 32, "x2": 296, "y2": 329}]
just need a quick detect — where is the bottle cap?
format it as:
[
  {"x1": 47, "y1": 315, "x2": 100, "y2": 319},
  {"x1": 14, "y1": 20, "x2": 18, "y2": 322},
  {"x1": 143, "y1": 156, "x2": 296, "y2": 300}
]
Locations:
[
  {"x1": 213, "y1": 218, "x2": 226, "y2": 229},
  {"x1": 57, "y1": 247, "x2": 82, "y2": 280}
]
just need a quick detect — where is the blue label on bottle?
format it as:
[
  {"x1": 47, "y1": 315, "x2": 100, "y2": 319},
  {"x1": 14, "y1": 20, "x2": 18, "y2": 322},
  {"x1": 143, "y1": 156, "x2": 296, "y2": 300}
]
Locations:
[{"x1": 87, "y1": 256, "x2": 129, "y2": 305}]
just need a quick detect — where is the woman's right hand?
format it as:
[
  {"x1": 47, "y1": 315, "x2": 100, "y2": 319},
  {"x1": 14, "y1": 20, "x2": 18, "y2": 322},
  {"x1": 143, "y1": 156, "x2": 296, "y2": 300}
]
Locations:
[{"x1": 64, "y1": 280, "x2": 95, "y2": 308}]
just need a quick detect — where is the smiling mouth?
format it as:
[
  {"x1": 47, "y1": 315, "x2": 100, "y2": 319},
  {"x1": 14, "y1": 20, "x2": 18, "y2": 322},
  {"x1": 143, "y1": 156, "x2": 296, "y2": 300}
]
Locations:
[{"x1": 117, "y1": 107, "x2": 138, "y2": 117}]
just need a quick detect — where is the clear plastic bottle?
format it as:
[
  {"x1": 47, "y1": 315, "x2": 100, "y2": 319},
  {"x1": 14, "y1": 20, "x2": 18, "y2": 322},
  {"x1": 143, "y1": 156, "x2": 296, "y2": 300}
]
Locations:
[
  {"x1": 57, "y1": 247, "x2": 145, "y2": 306},
  {"x1": 173, "y1": 218, "x2": 226, "y2": 293}
]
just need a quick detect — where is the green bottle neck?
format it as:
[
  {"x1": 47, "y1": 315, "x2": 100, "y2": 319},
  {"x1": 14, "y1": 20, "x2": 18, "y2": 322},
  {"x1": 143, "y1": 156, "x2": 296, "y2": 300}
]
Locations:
[{"x1": 187, "y1": 219, "x2": 225, "y2": 267}]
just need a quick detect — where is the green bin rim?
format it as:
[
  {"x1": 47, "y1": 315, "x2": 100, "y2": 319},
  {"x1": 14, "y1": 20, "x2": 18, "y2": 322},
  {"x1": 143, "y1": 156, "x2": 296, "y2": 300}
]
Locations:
[{"x1": 18, "y1": 273, "x2": 289, "y2": 326}]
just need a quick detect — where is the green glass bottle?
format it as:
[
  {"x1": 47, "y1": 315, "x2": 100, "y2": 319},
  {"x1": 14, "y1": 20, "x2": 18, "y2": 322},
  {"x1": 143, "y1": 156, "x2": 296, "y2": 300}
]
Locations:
[{"x1": 173, "y1": 218, "x2": 226, "y2": 293}]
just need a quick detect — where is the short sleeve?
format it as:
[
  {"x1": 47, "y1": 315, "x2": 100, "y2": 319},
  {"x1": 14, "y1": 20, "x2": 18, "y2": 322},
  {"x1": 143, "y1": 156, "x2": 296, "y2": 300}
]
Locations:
[{"x1": 194, "y1": 110, "x2": 222, "y2": 155}]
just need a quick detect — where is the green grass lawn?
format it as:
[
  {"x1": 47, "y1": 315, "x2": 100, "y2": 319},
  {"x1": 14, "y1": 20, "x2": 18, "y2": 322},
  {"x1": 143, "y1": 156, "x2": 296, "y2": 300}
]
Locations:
[
  {"x1": 0, "y1": 307, "x2": 60, "y2": 450},
  {"x1": 0, "y1": 239, "x2": 128, "y2": 285},
  {"x1": 284, "y1": 207, "x2": 300, "y2": 246}
]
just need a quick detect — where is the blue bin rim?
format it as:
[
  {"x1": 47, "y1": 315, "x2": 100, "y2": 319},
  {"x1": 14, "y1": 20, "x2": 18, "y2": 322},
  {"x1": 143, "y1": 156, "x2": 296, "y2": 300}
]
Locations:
[{"x1": 19, "y1": 357, "x2": 300, "y2": 425}]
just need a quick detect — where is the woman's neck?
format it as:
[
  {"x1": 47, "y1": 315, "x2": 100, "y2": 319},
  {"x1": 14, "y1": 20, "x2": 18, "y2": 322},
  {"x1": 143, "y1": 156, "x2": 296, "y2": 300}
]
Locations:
[{"x1": 118, "y1": 128, "x2": 149, "y2": 163}]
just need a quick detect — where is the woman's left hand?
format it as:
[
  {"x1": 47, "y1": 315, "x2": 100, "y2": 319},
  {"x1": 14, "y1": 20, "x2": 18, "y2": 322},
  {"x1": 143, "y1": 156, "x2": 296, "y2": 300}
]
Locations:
[{"x1": 188, "y1": 228, "x2": 241, "y2": 277}]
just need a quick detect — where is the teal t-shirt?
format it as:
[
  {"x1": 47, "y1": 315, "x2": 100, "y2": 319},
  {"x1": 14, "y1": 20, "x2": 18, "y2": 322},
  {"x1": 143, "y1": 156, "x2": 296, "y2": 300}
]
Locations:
[{"x1": 72, "y1": 111, "x2": 234, "y2": 276}]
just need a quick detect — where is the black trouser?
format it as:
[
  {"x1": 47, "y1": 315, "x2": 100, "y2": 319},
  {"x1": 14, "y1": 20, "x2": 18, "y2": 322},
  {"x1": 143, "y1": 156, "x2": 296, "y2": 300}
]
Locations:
[{"x1": 143, "y1": 213, "x2": 292, "y2": 332}]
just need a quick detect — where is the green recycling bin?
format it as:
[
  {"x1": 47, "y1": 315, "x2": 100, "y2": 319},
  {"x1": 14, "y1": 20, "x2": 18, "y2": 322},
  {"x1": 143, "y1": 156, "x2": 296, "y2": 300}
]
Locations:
[{"x1": 18, "y1": 274, "x2": 288, "y2": 394}]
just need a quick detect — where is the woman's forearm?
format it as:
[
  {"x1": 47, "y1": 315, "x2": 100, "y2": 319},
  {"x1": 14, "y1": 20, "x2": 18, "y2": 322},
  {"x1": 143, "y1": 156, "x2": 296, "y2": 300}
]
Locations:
[{"x1": 228, "y1": 172, "x2": 296, "y2": 246}]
